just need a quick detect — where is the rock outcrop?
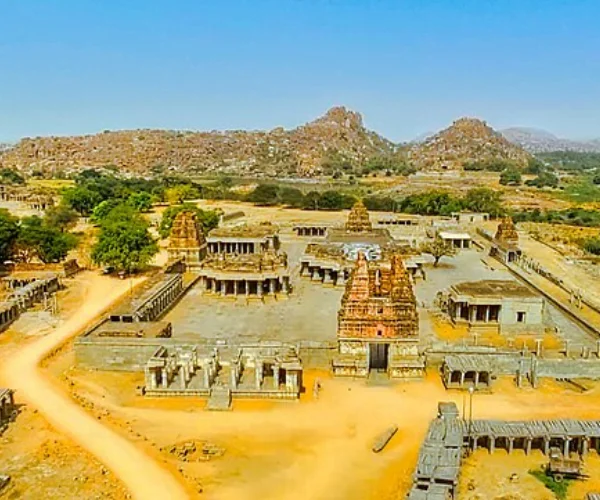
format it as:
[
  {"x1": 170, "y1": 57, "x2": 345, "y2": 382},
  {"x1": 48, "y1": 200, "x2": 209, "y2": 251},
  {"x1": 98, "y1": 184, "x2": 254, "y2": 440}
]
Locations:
[
  {"x1": 0, "y1": 107, "x2": 395, "y2": 178},
  {"x1": 408, "y1": 118, "x2": 531, "y2": 171}
]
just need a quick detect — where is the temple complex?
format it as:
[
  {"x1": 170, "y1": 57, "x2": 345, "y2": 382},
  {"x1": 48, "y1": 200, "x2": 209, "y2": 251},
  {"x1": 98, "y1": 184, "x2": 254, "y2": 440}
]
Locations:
[
  {"x1": 333, "y1": 252, "x2": 424, "y2": 379},
  {"x1": 167, "y1": 211, "x2": 208, "y2": 268},
  {"x1": 490, "y1": 217, "x2": 522, "y2": 264}
]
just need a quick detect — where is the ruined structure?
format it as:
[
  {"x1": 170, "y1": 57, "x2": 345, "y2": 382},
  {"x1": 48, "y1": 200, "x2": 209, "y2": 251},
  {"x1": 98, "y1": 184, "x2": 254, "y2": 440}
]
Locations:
[
  {"x1": 198, "y1": 251, "x2": 290, "y2": 297},
  {"x1": 0, "y1": 272, "x2": 61, "y2": 332},
  {"x1": 0, "y1": 389, "x2": 15, "y2": 431},
  {"x1": 437, "y1": 231, "x2": 472, "y2": 249},
  {"x1": 450, "y1": 212, "x2": 489, "y2": 224},
  {"x1": 444, "y1": 280, "x2": 544, "y2": 335},
  {"x1": 333, "y1": 253, "x2": 424, "y2": 379},
  {"x1": 206, "y1": 223, "x2": 280, "y2": 255},
  {"x1": 409, "y1": 401, "x2": 600, "y2": 499},
  {"x1": 293, "y1": 224, "x2": 329, "y2": 237},
  {"x1": 490, "y1": 217, "x2": 522, "y2": 264},
  {"x1": 143, "y1": 343, "x2": 302, "y2": 407},
  {"x1": 198, "y1": 223, "x2": 291, "y2": 297},
  {"x1": 345, "y1": 200, "x2": 373, "y2": 232},
  {"x1": 167, "y1": 211, "x2": 207, "y2": 268}
]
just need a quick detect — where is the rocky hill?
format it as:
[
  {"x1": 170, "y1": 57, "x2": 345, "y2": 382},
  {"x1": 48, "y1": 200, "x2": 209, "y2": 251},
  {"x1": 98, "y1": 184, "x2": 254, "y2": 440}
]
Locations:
[
  {"x1": 0, "y1": 107, "x2": 396, "y2": 178},
  {"x1": 501, "y1": 127, "x2": 600, "y2": 153},
  {"x1": 408, "y1": 118, "x2": 532, "y2": 171}
]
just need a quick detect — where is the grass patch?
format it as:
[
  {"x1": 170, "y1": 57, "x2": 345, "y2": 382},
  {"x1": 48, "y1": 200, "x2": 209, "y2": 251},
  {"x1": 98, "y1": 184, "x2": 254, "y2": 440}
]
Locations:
[
  {"x1": 561, "y1": 177, "x2": 600, "y2": 203},
  {"x1": 529, "y1": 468, "x2": 572, "y2": 500},
  {"x1": 27, "y1": 179, "x2": 75, "y2": 190}
]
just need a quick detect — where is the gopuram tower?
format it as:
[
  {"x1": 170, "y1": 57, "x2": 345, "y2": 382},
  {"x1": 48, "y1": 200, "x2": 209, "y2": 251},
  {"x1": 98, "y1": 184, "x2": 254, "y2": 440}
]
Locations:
[
  {"x1": 333, "y1": 252, "x2": 423, "y2": 379},
  {"x1": 167, "y1": 211, "x2": 208, "y2": 269}
]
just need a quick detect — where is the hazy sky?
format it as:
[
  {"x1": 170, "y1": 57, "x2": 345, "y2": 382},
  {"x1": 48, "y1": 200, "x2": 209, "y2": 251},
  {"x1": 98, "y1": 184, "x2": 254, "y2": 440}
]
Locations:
[{"x1": 1, "y1": 0, "x2": 600, "y2": 142}]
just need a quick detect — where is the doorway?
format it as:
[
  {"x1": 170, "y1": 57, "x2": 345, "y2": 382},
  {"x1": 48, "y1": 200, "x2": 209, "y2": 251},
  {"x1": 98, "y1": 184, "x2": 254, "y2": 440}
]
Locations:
[{"x1": 369, "y1": 343, "x2": 389, "y2": 372}]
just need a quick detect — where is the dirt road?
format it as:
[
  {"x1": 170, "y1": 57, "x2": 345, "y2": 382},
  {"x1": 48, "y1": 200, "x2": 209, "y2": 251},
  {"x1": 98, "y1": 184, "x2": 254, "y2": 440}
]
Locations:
[{"x1": 1, "y1": 273, "x2": 189, "y2": 500}]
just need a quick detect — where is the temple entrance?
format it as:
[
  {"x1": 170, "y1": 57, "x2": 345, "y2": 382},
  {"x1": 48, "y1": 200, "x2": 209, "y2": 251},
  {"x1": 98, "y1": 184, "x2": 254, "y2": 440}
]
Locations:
[{"x1": 369, "y1": 343, "x2": 389, "y2": 372}]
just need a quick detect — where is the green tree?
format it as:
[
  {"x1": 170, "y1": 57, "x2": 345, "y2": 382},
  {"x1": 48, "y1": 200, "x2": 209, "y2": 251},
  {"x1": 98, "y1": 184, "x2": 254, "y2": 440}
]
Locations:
[
  {"x1": 0, "y1": 209, "x2": 19, "y2": 262},
  {"x1": 158, "y1": 204, "x2": 219, "y2": 238},
  {"x1": 499, "y1": 167, "x2": 522, "y2": 186},
  {"x1": 15, "y1": 216, "x2": 77, "y2": 263},
  {"x1": 44, "y1": 204, "x2": 79, "y2": 232},
  {"x1": 0, "y1": 168, "x2": 25, "y2": 185},
  {"x1": 463, "y1": 188, "x2": 504, "y2": 217},
  {"x1": 246, "y1": 184, "x2": 279, "y2": 206},
  {"x1": 62, "y1": 186, "x2": 103, "y2": 216},
  {"x1": 278, "y1": 187, "x2": 305, "y2": 208},
  {"x1": 91, "y1": 206, "x2": 158, "y2": 273},
  {"x1": 165, "y1": 184, "x2": 199, "y2": 204},
  {"x1": 525, "y1": 171, "x2": 559, "y2": 189},
  {"x1": 128, "y1": 191, "x2": 153, "y2": 212},
  {"x1": 421, "y1": 236, "x2": 457, "y2": 267},
  {"x1": 593, "y1": 174, "x2": 600, "y2": 185},
  {"x1": 90, "y1": 199, "x2": 122, "y2": 224}
]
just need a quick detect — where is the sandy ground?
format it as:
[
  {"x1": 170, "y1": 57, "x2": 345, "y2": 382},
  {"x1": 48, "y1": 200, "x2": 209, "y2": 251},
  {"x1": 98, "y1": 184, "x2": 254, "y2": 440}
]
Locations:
[
  {"x1": 54, "y1": 361, "x2": 600, "y2": 500},
  {"x1": 0, "y1": 272, "x2": 190, "y2": 500}
]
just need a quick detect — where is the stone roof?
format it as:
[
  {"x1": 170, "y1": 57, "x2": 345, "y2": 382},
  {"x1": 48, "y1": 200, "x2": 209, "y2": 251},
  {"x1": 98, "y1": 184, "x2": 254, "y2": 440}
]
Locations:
[
  {"x1": 209, "y1": 223, "x2": 277, "y2": 239},
  {"x1": 451, "y1": 280, "x2": 538, "y2": 299},
  {"x1": 168, "y1": 211, "x2": 206, "y2": 249}
]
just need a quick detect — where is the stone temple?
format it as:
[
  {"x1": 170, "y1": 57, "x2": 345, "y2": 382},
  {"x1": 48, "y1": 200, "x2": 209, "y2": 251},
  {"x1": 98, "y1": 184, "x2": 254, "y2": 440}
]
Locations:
[
  {"x1": 167, "y1": 211, "x2": 208, "y2": 269},
  {"x1": 490, "y1": 217, "x2": 522, "y2": 264},
  {"x1": 333, "y1": 252, "x2": 424, "y2": 379},
  {"x1": 345, "y1": 199, "x2": 373, "y2": 232}
]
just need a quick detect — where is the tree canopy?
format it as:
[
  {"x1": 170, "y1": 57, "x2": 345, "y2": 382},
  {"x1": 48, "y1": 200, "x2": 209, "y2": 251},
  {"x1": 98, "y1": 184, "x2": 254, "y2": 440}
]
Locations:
[
  {"x1": 14, "y1": 216, "x2": 77, "y2": 263},
  {"x1": 91, "y1": 205, "x2": 158, "y2": 273},
  {"x1": 0, "y1": 209, "x2": 20, "y2": 263}
]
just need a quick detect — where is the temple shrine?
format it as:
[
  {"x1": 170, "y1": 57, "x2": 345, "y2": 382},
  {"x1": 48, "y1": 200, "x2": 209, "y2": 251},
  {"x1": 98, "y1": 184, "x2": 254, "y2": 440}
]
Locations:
[
  {"x1": 490, "y1": 217, "x2": 522, "y2": 264},
  {"x1": 345, "y1": 200, "x2": 373, "y2": 232},
  {"x1": 333, "y1": 252, "x2": 424, "y2": 379},
  {"x1": 167, "y1": 211, "x2": 208, "y2": 269}
]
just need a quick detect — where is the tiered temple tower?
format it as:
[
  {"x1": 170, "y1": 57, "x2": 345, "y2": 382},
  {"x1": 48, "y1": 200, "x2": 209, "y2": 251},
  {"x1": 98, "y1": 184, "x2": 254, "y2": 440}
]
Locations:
[
  {"x1": 345, "y1": 200, "x2": 373, "y2": 232},
  {"x1": 333, "y1": 252, "x2": 423, "y2": 379},
  {"x1": 494, "y1": 217, "x2": 519, "y2": 246},
  {"x1": 490, "y1": 217, "x2": 521, "y2": 264},
  {"x1": 167, "y1": 211, "x2": 208, "y2": 268}
]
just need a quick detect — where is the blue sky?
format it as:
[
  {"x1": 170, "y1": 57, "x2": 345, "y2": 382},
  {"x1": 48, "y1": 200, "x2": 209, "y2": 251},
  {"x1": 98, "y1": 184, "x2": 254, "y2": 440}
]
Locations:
[{"x1": 1, "y1": 0, "x2": 599, "y2": 142}]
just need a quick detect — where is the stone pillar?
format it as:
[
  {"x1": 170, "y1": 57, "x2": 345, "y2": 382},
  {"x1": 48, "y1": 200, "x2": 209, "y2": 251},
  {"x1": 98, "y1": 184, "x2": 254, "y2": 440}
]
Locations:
[
  {"x1": 485, "y1": 305, "x2": 490, "y2": 323},
  {"x1": 459, "y1": 371, "x2": 465, "y2": 387},
  {"x1": 245, "y1": 280, "x2": 250, "y2": 297},
  {"x1": 230, "y1": 366, "x2": 238, "y2": 389},
  {"x1": 269, "y1": 279, "x2": 276, "y2": 295},
  {"x1": 161, "y1": 368, "x2": 168, "y2": 388},
  {"x1": 508, "y1": 438, "x2": 514, "y2": 454},
  {"x1": 526, "y1": 438, "x2": 532, "y2": 455},
  {"x1": 234, "y1": 280, "x2": 239, "y2": 295},
  {"x1": 273, "y1": 365, "x2": 280, "y2": 389},
  {"x1": 221, "y1": 280, "x2": 227, "y2": 296},
  {"x1": 203, "y1": 365, "x2": 210, "y2": 388},
  {"x1": 563, "y1": 437, "x2": 570, "y2": 457},
  {"x1": 474, "y1": 371, "x2": 480, "y2": 389},
  {"x1": 582, "y1": 437, "x2": 589, "y2": 456},
  {"x1": 255, "y1": 362, "x2": 263, "y2": 389},
  {"x1": 470, "y1": 306, "x2": 477, "y2": 323},
  {"x1": 536, "y1": 339, "x2": 543, "y2": 357},
  {"x1": 544, "y1": 437, "x2": 550, "y2": 455},
  {"x1": 472, "y1": 436, "x2": 478, "y2": 451},
  {"x1": 180, "y1": 366, "x2": 186, "y2": 389},
  {"x1": 323, "y1": 269, "x2": 333, "y2": 284},
  {"x1": 312, "y1": 267, "x2": 321, "y2": 281},
  {"x1": 282, "y1": 277, "x2": 290, "y2": 295},
  {"x1": 257, "y1": 281, "x2": 264, "y2": 298},
  {"x1": 489, "y1": 437, "x2": 495, "y2": 454}
]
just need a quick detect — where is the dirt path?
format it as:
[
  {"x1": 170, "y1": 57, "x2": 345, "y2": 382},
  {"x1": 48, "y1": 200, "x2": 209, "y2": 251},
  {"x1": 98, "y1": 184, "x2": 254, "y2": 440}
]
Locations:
[{"x1": 0, "y1": 272, "x2": 189, "y2": 500}]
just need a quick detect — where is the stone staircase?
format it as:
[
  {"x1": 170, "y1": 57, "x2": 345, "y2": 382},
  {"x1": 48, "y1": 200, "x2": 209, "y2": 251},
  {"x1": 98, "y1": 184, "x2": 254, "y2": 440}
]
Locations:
[{"x1": 205, "y1": 385, "x2": 232, "y2": 411}]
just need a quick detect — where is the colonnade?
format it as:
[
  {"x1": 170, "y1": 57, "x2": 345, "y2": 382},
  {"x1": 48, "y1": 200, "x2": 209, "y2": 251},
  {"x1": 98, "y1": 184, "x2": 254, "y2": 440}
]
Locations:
[
  {"x1": 201, "y1": 276, "x2": 290, "y2": 296},
  {"x1": 294, "y1": 226, "x2": 327, "y2": 237},
  {"x1": 300, "y1": 263, "x2": 347, "y2": 287},
  {"x1": 207, "y1": 241, "x2": 260, "y2": 254}
]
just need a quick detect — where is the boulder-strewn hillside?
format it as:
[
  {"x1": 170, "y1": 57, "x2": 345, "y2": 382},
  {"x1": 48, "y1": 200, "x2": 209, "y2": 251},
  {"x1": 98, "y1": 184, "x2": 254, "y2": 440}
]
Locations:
[
  {"x1": 501, "y1": 127, "x2": 600, "y2": 153},
  {"x1": 408, "y1": 118, "x2": 531, "y2": 171},
  {"x1": 0, "y1": 107, "x2": 396, "y2": 177}
]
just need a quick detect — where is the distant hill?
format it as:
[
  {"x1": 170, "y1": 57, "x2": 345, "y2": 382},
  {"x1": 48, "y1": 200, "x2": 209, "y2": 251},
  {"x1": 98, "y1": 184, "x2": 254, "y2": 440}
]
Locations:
[
  {"x1": 501, "y1": 127, "x2": 600, "y2": 153},
  {"x1": 0, "y1": 107, "x2": 396, "y2": 178},
  {"x1": 408, "y1": 118, "x2": 531, "y2": 171}
]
